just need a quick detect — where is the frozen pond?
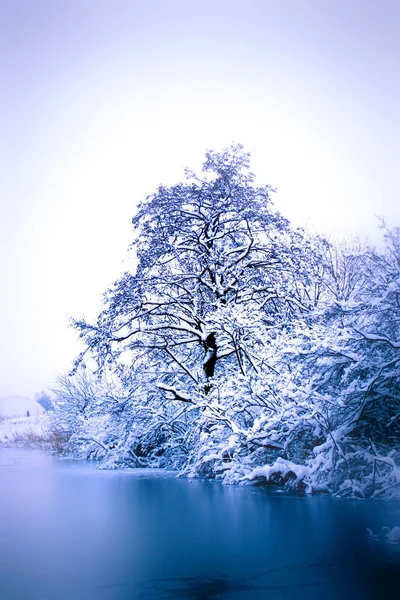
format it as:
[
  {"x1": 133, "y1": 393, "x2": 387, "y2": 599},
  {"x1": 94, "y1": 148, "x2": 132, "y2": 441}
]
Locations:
[{"x1": 0, "y1": 448, "x2": 399, "y2": 599}]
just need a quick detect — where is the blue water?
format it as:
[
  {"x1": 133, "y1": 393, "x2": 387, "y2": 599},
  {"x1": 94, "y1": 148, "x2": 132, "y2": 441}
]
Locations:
[{"x1": 0, "y1": 448, "x2": 399, "y2": 599}]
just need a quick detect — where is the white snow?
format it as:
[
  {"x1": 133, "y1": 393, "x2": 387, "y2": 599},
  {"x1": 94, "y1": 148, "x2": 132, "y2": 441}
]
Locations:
[
  {"x1": 0, "y1": 396, "x2": 45, "y2": 418},
  {"x1": 0, "y1": 414, "x2": 51, "y2": 444}
]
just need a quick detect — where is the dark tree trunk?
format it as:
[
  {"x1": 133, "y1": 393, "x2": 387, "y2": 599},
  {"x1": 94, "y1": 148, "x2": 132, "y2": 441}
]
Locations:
[{"x1": 203, "y1": 332, "x2": 217, "y2": 394}]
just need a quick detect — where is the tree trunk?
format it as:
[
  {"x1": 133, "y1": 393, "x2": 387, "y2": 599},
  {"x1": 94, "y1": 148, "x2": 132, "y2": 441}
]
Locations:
[{"x1": 203, "y1": 332, "x2": 217, "y2": 394}]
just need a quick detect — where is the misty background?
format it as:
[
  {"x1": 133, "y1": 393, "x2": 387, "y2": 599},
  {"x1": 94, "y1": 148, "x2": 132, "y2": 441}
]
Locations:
[{"x1": 1, "y1": 0, "x2": 399, "y2": 397}]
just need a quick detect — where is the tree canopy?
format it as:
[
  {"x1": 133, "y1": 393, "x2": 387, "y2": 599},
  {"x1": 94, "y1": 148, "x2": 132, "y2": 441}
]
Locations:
[{"x1": 54, "y1": 145, "x2": 399, "y2": 499}]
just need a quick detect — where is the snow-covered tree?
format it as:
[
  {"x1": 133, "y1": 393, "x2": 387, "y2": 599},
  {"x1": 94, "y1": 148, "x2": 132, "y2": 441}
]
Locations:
[
  {"x1": 65, "y1": 145, "x2": 398, "y2": 499},
  {"x1": 34, "y1": 390, "x2": 54, "y2": 412},
  {"x1": 51, "y1": 370, "x2": 124, "y2": 460},
  {"x1": 71, "y1": 144, "x2": 326, "y2": 468},
  {"x1": 237, "y1": 228, "x2": 400, "y2": 498},
  {"x1": 308, "y1": 224, "x2": 400, "y2": 498}
]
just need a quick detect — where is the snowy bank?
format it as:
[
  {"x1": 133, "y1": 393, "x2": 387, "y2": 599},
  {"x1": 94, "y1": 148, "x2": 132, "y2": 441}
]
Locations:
[{"x1": 0, "y1": 414, "x2": 64, "y2": 452}]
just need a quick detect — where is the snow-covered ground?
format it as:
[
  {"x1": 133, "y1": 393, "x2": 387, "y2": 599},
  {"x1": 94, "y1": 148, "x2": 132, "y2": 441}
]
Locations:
[
  {"x1": 0, "y1": 414, "x2": 52, "y2": 447},
  {"x1": 0, "y1": 395, "x2": 45, "y2": 418}
]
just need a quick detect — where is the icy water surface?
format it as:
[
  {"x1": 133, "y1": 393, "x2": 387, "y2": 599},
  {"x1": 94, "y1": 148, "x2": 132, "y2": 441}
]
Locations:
[{"x1": 0, "y1": 448, "x2": 399, "y2": 600}]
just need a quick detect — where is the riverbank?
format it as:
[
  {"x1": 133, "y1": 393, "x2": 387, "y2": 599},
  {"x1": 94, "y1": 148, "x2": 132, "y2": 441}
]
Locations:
[
  {"x1": 2, "y1": 415, "x2": 400, "y2": 504},
  {"x1": 0, "y1": 414, "x2": 66, "y2": 452}
]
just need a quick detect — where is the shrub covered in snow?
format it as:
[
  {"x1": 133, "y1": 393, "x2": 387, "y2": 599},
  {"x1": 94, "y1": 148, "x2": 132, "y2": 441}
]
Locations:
[{"x1": 0, "y1": 414, "x2": 67, "y2": 452}]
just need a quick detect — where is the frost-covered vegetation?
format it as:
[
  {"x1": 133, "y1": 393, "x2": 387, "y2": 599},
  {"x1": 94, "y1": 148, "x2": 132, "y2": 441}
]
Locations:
[
  {"x1": 52, "y1": 145, "x2": 399, "y2": 499},
  {"x1": 0, "y1": 414, "x2": 66, "y2": 451}
]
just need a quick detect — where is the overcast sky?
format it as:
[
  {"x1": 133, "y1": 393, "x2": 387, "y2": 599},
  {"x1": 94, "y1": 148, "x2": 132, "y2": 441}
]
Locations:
[{"x1": 1, "y1": 0, "x2": 399, "y2": 398}]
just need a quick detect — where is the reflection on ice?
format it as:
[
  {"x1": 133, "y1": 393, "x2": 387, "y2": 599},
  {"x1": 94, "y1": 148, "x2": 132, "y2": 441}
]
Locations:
[{"x1": 0, "y1": 448, "x2": 399, "y2": 600}]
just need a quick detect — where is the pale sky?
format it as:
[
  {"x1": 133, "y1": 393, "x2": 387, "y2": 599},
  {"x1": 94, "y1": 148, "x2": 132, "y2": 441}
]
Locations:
[{"x1": 1, "y1": 0, "x2": 399, "y2": 398}]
